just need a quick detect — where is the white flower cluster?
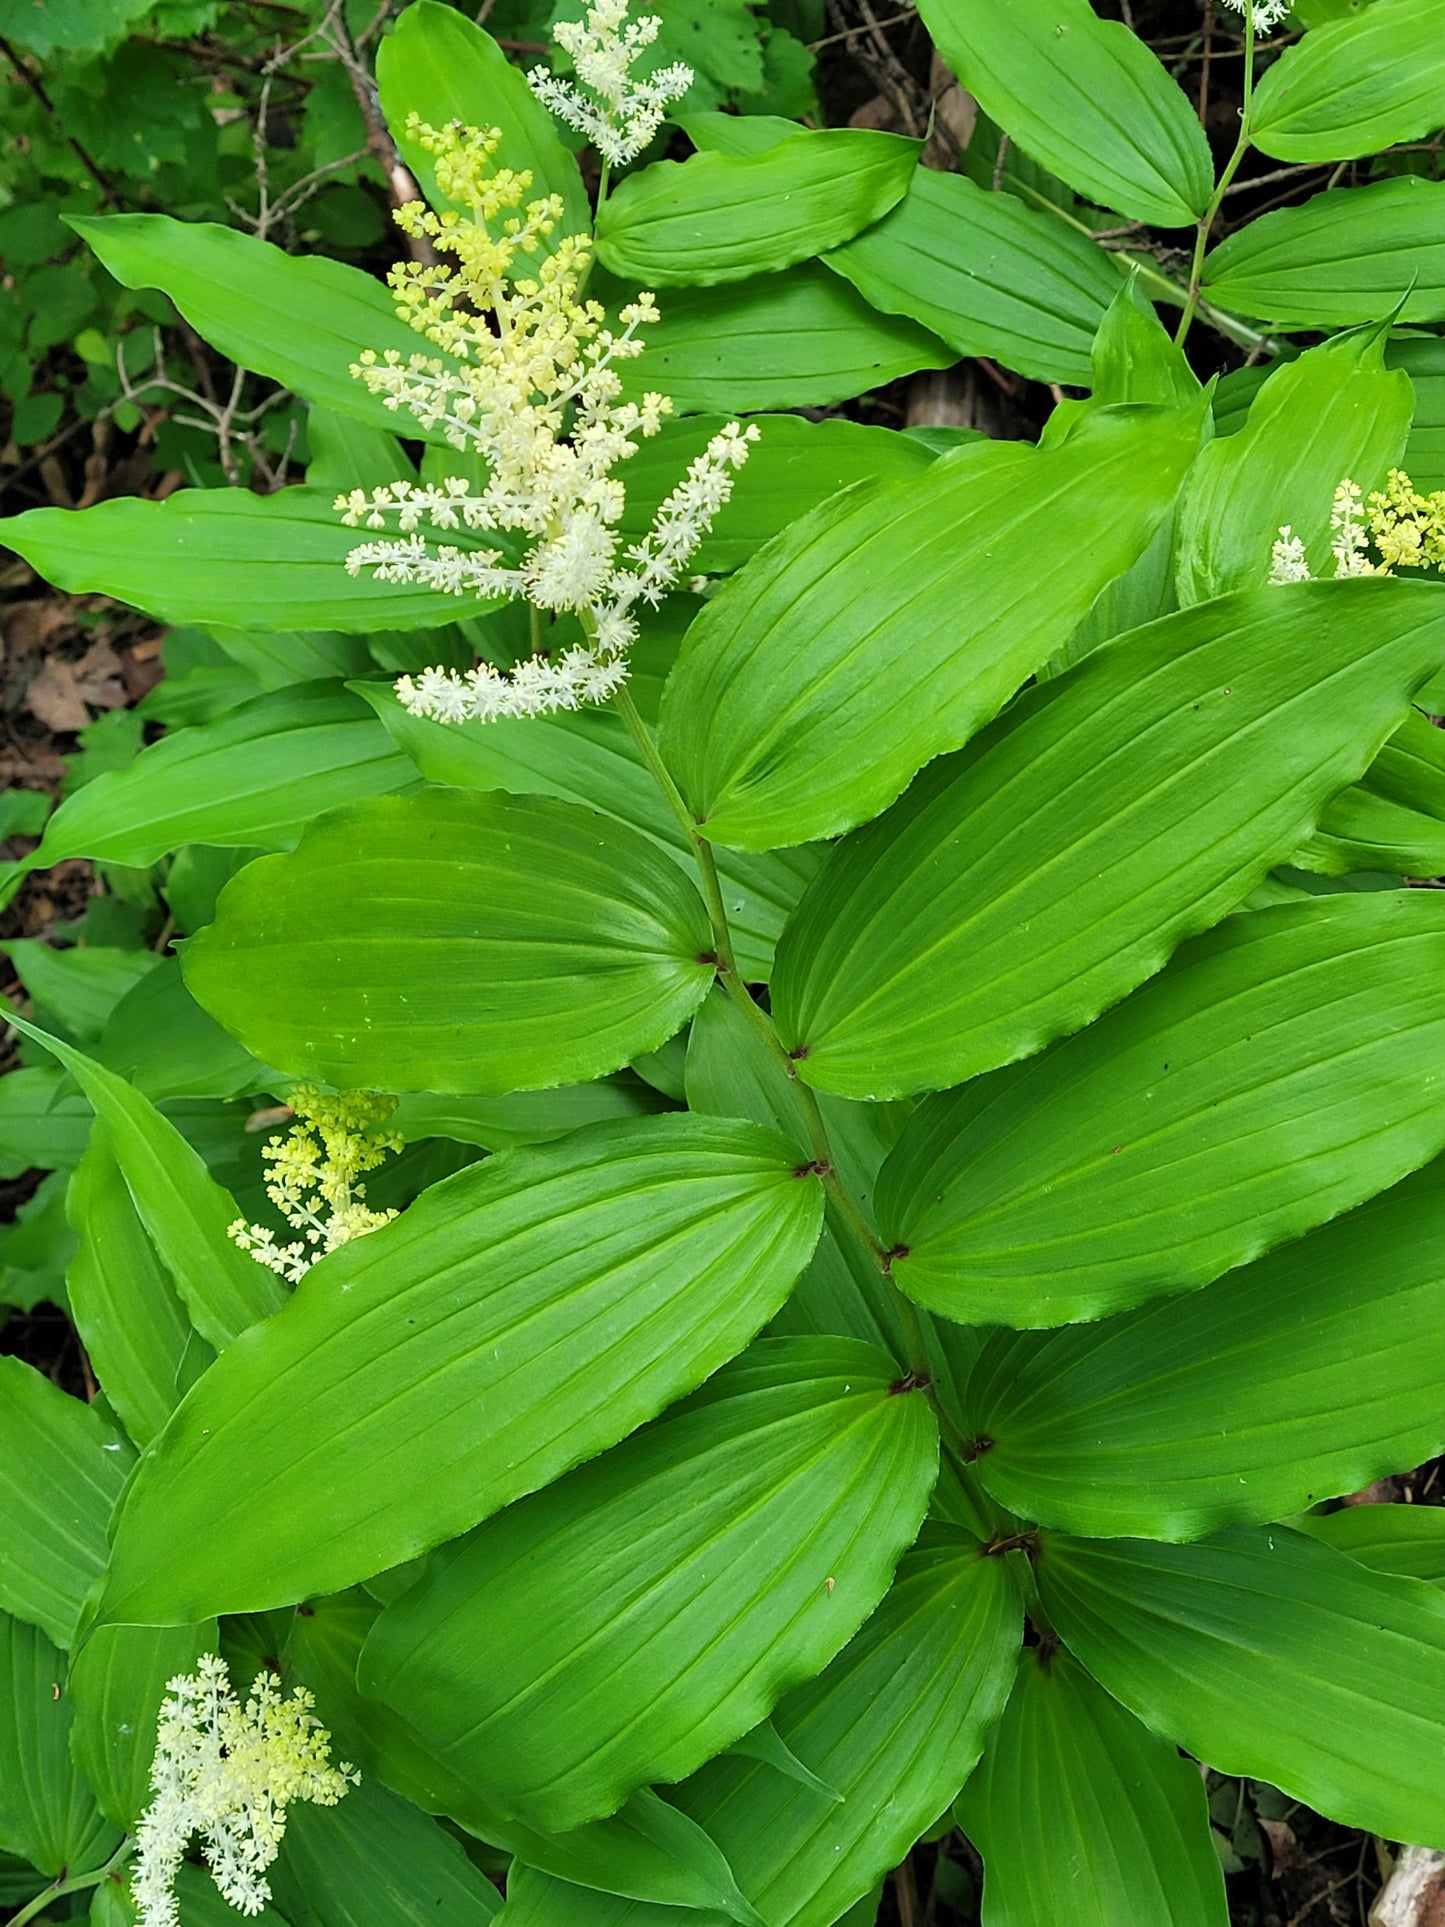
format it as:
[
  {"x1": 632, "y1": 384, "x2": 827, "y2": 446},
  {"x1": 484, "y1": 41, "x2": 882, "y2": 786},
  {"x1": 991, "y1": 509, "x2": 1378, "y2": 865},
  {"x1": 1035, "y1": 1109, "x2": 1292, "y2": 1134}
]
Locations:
[
  {"x1": 132, "y1": 1655, "x2": 356, "y2": 1927},
  {"x1": 340, "y1": 103, "x2": 758, "y2": 726},
  {"x1": 1217, "y1": 0, "x2": 1292, "y2": 30},
  {"x1": 229, "y1": 1084, "x2": 401, "y2": 1284},
  {"x1": 1266, "y1": 475, "x2": 1445, "y2": 586},
  {"x1": 529, "y1": 1, "x2": 692, "y2": 168}
]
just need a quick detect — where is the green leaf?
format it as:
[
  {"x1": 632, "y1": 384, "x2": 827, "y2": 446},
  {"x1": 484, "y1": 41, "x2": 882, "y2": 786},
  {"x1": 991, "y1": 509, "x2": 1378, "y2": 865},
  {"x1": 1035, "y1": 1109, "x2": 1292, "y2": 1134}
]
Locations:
[
  {"x1": 596, "y1": 133, "x2": 916, "y2": 287},
  {"x1": 389, "y1": 1080, "x2": 666, "y2": 1151},
  {"x1": 0, "y1": 0, "x2": 155, "y2": 56},
  {"x1": 878, "y1": 892, "x2": 1445, "y2": 1326},
  {"x1": 29, "y1": 684, "x2": 415, "y2": 874},
  {"x1": 357, "y1": 685, "x2": 819, "y2": 983},
  {"x1": 772, "y1": 581, "x2": 1445, "y2": 1099},
  {"x1": 0, "y1": 1357, "x2": 132, "y2": 1649},
  {"x1": 1087, "y1": 276, "x2": 1201, "y2": 409},
  {"x1": 0, "y1": 1066, "x2": 91, "y2": 1178},
  {"x1": 1298, "y1": 1504, "x2": 1445, "y2": 1586},
  {"x1": 361, "y1": 1337, "x2": 938, "y2": 1832},
  {"x1": 95, "y1": 961, "x2": 268, "y2": 1103},
  {"x1": 966, "y1": 1157, "x2": 1445, "y2": 1538},
  {"x1": 1202, "y1": 178, "x2": 1445, "y2": 329},
  {"x1": 824, "y1": 169, "x2": 1127, "y2": 387},
  {"x1": 1250, "y1": 0, "x2": 1445, "y2": 162},
  {"x1": 11, "y1": 1016, "x2": 284, "y2": 1350},
  {"x1": 377, "y1": 2, "x2": 588, "y2": 240},
  {"x1": 183, "y1": 789, "x2": 716, "y2": 1094},
  {"x1": 270, "y1": 1773, "x2": 502, "y2": 1927},
  {"x1": 305, "y1": 408, "x2": 416, "y2": 498},
  {"x1": 0, "y1": 489, "x2": 474, "y2": 635},
  {"x1": 98, "y1": 1116, "x2": 823, "y2": 1627},
  {"x1": 1176, "y1": 329, "x2": 1414, "y2": 601},
  {"x1": 501, "y1": 1525, "x2": 1018, "y2": 1927},
  {"x1": 66, "y1": 1122, "x2": 216, "y2": 1450},
  {"x1": 618, "y1": 414, "x2": 935, "y2": 575},
  {"x1": 1037, "y1": 1524, "x2": 1445, "y2": 1847},
  {"x1": 957, "y1": 1648, "x2": 1228, "y2": 1927},
  {"x1": 69, "y1": 1622, "x2": 216, "y2": 1829},
  {"x1": 659, "y1": 403, "x2": 1202, "y2": 851},
  {"x1": 1395, "y1": 334, "x2": 1445, "y2": 493},
  {"x1": 914, "y1": 0, "x2": 1211, "y2": 227},
  {"x1": 0, "y1": 941, "x2": 160, "y2": 1044},
  {"x1": 0, "y1": 1612, "x2": 120, "y2": 1877},
  {"x1": 1294, "y1": 705, "x2": 1445, "y2": 877},
  {"x1": 615, "y1": 263, "x2": 951, "y2": 416},
  {"x1": 67, "y1": 216, "x2": 441, "y2": 439},
  {"x1": 282, "y1": 1592, "x2": 753, "y2": 1918}
]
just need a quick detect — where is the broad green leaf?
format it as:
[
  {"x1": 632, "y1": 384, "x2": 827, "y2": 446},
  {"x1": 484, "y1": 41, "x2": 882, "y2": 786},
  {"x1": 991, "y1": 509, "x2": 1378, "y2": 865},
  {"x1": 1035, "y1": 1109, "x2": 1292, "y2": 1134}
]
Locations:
[
  {"x1": 0, "y1": 1357, "x2": 131, "y2": 1648},
  {"x1": 1087, "y1": 275, "x2": 1201, "y2": 410},
  {"x1": 209, "y1": 627, "x2": 373, "y2": 691},
  {"x1": 183, "y1": 789, "x2": 716, "y2": 1093},
  {"x1": 596, "y1": 133, "x2": 916, "y2": 287},
  {"x1": 0, "y1": 0, "x2": 154, "y2": 55},
  {"x1": 68, "y1": 215, "x2": 442, "y2": 437},
  {"x1": 0, "y1": 488, "x2": 475, "y2": 635},
  {"x1": 361, "y1": 1337, "x2": 939, "y2": 1832},
  {"x1": 271, "y1": 1773, "x2": 502, "y2": 1927},
  {"x1": 391, "y1": 1079, "x2": 665, "y2": 1151},
  {"x1": 824, "y1": 169, "x2": 1127, "y2": 387},
  {"x1": 616, "y1": 263, "x2": 951, "y2": 416},
  {"x1": 878, "y1": 893, "x2": 1445, "y2": 1326},
  {"x1": 0, "y1": 1612, "x2": 120, "y2": 1877},
  {"x1": 357, "y1": 686, "x2": 820, "y2": 984},
  {"x1": 774, "y1": 581, "x2": 1445, "y2": 1100},
  {"x1": 377, "y1": 1, "x2": 588, "y2": 239},
  {"x1": 11, "y1": 1016, "x2": 284, "y2": 1350},
  {"x1": 1176, "y1": 329, "x2": 1414, "y2": 601},
  {"x1": 617, "y1": 415, "x2": 935, "y2": 575},
  {"x1": 66, "y1": 1122, "x2": 216, "y2": 1450},
  {"x1": 28, "y1": 684, "x2": 415, "y2": 874},
  {"x1": 69, "y1": 1622, "x2": 216, "y2": 1829},
  {"x1": 98, "y1": 1116, "x2": 823, "y2": 1627},
  {"x1": 499, "y1": 1526, "x2": 1019, "y2": 1927},
  {"x1": 0, "y1": 1065, "x2": 91, "y2": 1177},
  {"x1": 1250, "y1": 0, "x2": 1445, "y2": 162},
  {"x1": 670, "y1": 1525, "x2": 1019, "y2": 1927},
  {"x1": 965, "y1": 1158, "x2": 1445, "y2": 1538},
  {"x1": 1038, "y1": 1525, "x2": 1445, "y2": 1847},
  {"x1": 0, "y1": 941, "x2": 160, "y2": 1044},
  {"x1": 915, "y1": 0, "x2": 1211, "y2": 227},
  {"x1": 305, "y1": 408, "x2": 416, "y2": 498},
  {"x1": 1299, "y1": 1504, "x2": 1445, "y2": 1585},
  {"x1": 1202, "y1": 178, "x2": 1445, "y2": 328},
  {"x1": 1294, "y1": 704, "x2": 1445, "y2": 876},
  {"x1": 957, "y1": 1648, "x2": 1227, "y2": 1927},
  {"x1": 660, "y1": 403, "x2": 1203, "y2": 851},
  {"x1": 95, "y1": 962, "x2": 267, "y2": 1103},
  {"x1": 283, "y1": 1593, "x2": 757, "y2": 1918},
  {"x1": 1395, "y1": 334, "x2": 1445, "y2": 492}
]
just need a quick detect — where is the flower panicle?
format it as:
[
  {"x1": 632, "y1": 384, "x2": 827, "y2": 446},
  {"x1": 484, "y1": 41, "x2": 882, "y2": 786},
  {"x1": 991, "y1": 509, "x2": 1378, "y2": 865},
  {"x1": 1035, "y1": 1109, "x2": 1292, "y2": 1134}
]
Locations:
[
  {"x1": 132, "y1": 1653, "x2": 357, "y2": 1927},
  {"x1": 528, "y1": 1, "x2": 692, "y2": 168},
  {"x1": 1217, "y1": 0, "x2": 1291, "y2": 31},
  {"x1": 1268, "y1": 470, "x2": 1445, "y2": 587},
  {"x1": 229, "y1": 1083, "x2": 402, "y2": 1284}
]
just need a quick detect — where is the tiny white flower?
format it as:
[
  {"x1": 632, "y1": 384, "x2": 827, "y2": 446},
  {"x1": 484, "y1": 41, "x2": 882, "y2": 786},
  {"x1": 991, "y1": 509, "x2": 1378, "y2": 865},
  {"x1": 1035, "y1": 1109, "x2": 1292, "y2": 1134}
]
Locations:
[
  {"x1": 1216, "y1": 0, "x2": 1291, "y2": 29},
  {"x1": 529, "y1": 1, "x2": 692, "y2": 167},
  {"x1": 1267, "y1": 526, "x2": 1311, "y2": 584}
]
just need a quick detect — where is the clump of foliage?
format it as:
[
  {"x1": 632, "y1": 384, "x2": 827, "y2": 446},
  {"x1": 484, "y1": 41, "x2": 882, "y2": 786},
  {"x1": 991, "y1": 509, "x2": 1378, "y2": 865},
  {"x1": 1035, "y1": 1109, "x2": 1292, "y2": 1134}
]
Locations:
[{"x1": 3, "y1": 1, "x2": 1445, "y2": 1924}]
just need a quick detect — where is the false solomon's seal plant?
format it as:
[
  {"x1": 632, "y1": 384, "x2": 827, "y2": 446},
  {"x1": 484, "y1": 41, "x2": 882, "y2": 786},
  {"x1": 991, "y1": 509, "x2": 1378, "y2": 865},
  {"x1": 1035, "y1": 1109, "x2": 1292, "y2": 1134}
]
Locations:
[{"x1": 6, "y1": 0, "x2": 1445, "y2": 1923}]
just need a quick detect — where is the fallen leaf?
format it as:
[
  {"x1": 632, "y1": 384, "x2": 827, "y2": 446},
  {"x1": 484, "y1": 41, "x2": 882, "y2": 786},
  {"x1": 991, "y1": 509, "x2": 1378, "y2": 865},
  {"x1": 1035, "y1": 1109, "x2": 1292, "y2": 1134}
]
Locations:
[{"x1": 24, "y1": 658, "x2": 90, "y2": 731}]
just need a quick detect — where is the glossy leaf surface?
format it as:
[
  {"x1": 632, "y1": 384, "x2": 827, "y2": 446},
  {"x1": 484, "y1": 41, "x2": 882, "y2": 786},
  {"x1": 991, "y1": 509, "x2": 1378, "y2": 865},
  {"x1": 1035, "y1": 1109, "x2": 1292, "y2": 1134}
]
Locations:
[
  {"x1": 183, "y1": 789, "x2": 715, "y2": 1093},
  {"x1": 660, "y1": 404, "x2": 1201, "y2": 850},
  {"x1": 69, "y1": 1622, "x2": 216, "y2": 1828},
  {"x1": 0, "y1": 488, "x2": 471, "y2": 634},
  {"x1": 1038, "y1": 1526, "x2": 1445, "y2": 1847},
  {"x1": 914, "y1": 0, "x2": 1211, "y2": 226},
  {"x1": 0, "y1": 1357, "x2": 131, "y2": 1648},
  {"x1": 957, "y1": 1649, "x2": 1227, "y2": 1927},
  {"x1": 597, "y1": 133, "x2": 916, "y2": 285},
  {"x1": 615, "y1": 264, "x2": 950, "y2": 416},
  {"x1": 1202, "y1": 178, "x2": 1445, "y2": 327},
  {"x1": 1295, "y1": 705, "x2": 1445, "y2": 876},
  {"x1": 774, "y1": 581, "x2": 1445, "y2": 1099},
  {"x1": 967, "y1": 1158, "x2": 1445, "y2": 1537},
  {"x1": 362, "y1": 1338, "x2": 938, "y2": 1832},
  {"x1": 1300, "y1": 1505, "x2": 1445, "y2": 1586},
  {"x1": 1250, "y1": 0, "x2": 1445, "y2": 162},
  {"x1": 0, "y1": 1612, "x2": 120, "y2": 1877},
  {"x1": 30, "y1": 683, "x2": 414, "y2": 871},
  {"x1": 99, "y1": 1117, "x2": 823, "y2": 1626},
  {"x1": 879, "y1": 893, "x2": 1445, "y2": 1325},
  {"x1": 825, "y1": 168, "x2": 1126, "y2": 387}
]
